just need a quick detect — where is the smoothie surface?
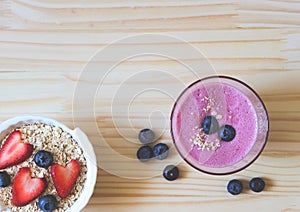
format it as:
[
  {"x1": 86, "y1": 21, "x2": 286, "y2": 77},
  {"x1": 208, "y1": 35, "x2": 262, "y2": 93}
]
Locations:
[{"x1": 172, "y1": 81, "x2": 258, "y2": 168}]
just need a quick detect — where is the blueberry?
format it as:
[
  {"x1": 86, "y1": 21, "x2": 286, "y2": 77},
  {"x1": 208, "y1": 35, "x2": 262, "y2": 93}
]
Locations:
[
  {"x1": 250, "y1": 178, "x2": 265, "y2": 193},
  {"x1": 34, "y1": 150, "x2": 54, "y2": 168},
  {"x1": 138, "y1": 129, "x2": 156, "y2": 144},
  {"x1": 153, "y1": 143, "x2": 169, "y2": 160},
  {"x1": 202, "y1": 116, "x2": 219, "y2": 135},
  {"x1": 0, "y1": 171, "x2": 11, "y2": 187},
  {"x1": 227, "y1": 179, "x2": 243, "y2": 195},
  {"x1": 163, "y1": 165, "x2": 179, "y2": 181},
  {"x1": 39, "y1": 195, "x2": 58, "y2": 212},
  {"x1": 137, "y1": 146, "x2": 153, "y2": 162},
  {"x1": 218, "y1": 125, "x2": 236, "y2": 142}
]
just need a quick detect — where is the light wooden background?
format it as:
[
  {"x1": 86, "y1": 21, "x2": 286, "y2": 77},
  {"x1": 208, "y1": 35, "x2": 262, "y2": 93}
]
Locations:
[{"x1": 1, "y1": 0, "x2": 300, "y2": 212}]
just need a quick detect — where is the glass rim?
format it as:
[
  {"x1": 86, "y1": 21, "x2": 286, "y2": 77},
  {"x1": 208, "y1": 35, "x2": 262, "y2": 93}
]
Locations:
[{"x1": 170, "y1": 75, "x2": 269, "y2": 175}]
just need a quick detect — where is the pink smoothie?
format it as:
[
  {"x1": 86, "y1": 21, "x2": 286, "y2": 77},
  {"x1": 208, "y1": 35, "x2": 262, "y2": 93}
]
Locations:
[{"x1": 172, "y1": 81, "x2": 258, "y2": 168}]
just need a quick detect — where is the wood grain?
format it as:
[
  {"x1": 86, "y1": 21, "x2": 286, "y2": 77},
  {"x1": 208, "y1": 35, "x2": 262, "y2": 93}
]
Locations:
[{"x1": 0, "y1": 0, "x2": 300, "y2": 211}]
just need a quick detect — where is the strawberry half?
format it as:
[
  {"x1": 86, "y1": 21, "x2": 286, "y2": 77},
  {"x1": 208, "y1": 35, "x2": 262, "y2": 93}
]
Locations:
[
  {"x1": 0, "y1": 131, "x2": 33, "y2": 169},
  {"x1": 51, "y1": 160, "x2": 81, "y2": 198},
  {"x1": 12, "y1": 167, "x2": 47, "y2": 207}
]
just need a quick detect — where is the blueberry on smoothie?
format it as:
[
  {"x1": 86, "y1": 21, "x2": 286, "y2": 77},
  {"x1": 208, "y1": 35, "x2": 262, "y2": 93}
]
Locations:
[
  {"x1": 218, "y1": 125, "x2": 236, "y2": 142},
  {"x1": 202, "y1": 116, "x2": 219, "y2": 135}
]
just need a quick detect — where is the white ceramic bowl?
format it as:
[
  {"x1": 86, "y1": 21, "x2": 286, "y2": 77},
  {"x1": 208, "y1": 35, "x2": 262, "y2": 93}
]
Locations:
[{"x1": 0, "y1": 115, "x2": 97, "y2": 212}]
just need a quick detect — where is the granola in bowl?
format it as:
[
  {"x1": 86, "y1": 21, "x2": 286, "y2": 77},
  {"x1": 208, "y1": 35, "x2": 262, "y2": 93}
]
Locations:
[{"x1": 0, "y1": 116, "x2": 97, "y2": 212}]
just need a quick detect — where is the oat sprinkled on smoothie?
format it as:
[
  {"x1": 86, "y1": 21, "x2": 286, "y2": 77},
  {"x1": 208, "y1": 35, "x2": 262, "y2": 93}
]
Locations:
[
  {"x1": 216, "y1": 115, "x2": 223, "y2": 120},
  {"x1": 201, "y1": 96, "x2": 215, "y2": 113},
  {"x1": 189, "y1": 127, "x2": 221, "y2": 152}
]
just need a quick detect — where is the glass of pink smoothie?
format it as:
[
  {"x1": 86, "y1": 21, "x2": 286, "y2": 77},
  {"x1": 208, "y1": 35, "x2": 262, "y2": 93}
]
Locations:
[{"x1": 171, "y1": 76, "x2": 269, "y2": 175}]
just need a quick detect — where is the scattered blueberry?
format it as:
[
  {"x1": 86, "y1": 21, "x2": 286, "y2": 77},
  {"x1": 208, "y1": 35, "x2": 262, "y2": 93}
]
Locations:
[
  {"x1": 202, "y1": 116, "x2": 219, "y2": 135},
  {"x1": 0, "y1": 171, "x2": 11, "y2": 187},
  {"x1": 38, "y1": 195, "x2": 58, "y2": 212},
  {"x1": 34, "y1": 150, "x2": 54, "y2": 168},
  {"x1": 163, "y1": 165, "x2": 179, "y2": 181},
  {"x1": 250, "y1": 177, "x2": 265, "y2": 193},
  {"x1": 137, "y1": 146, "x2": 153, "y2": 162},
  {"x1": 138, "y1": 129, "x2": 156, "y2": 144},
  {"x1": 218, "y1": 125, "x2": 236, "y2": 142},
  {"x1": 153, "y1": 143, "x2": 169, "y2": 160},
  {"x1": 227, "y1": 179, "x2": 243, "y2": 195}
]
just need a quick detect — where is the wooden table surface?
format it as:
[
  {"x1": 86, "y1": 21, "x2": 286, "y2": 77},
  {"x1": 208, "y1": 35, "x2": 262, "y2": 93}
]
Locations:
[{"x1": 1, "y1": 0, "x2": 300, "y2": 211}]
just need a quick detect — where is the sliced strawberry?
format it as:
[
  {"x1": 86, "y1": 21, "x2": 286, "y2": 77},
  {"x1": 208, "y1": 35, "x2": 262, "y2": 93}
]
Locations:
[
  {"x1": 0, "y1": 131, "x2": 33, "y2": 169},
  {"x1": 12, "y1": 167, "x2": 47, "y2": 207},
  {"x1": 51, "y1": 160, "x2": 80, "y2": 198}
]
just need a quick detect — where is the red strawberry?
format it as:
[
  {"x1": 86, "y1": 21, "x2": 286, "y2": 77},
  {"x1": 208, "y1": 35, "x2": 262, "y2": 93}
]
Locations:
[
  {"x1": 12, "y1": 167, "x2": 47, "y2": 207},
  {"x1": 0, "y1": 131, "x2": 33, "y2": 169},
  {"x1": 51, "y1": 160, "x2": 81, "y2": 198}
]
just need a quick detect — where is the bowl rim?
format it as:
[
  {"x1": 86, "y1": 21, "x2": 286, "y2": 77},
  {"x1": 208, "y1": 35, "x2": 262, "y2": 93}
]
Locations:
[
  {"x1": 170, "y1": 75, "x2": 269, "y2": 175},
  {"x1": 0, "y1": 115, "x2": 97, "y2": 211}
]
